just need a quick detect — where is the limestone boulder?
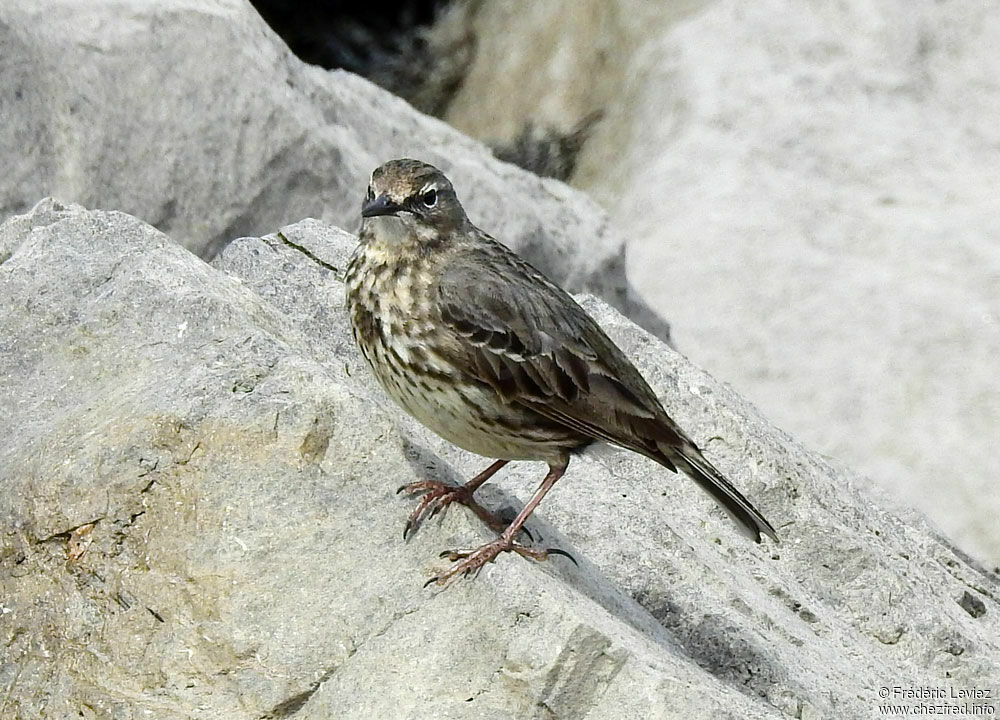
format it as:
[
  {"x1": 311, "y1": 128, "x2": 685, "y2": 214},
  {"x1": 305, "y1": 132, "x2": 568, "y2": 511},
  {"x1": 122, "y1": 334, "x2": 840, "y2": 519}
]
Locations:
[
  {"x1": 440, "y1": 0, "x2": 1000, "y2": 564},
  {"x1": 1, "y1": 201, "x2": 997, "y2": 719},
  {"x1": 0, "y1": 0, "x2": 668, "y2": 341}
]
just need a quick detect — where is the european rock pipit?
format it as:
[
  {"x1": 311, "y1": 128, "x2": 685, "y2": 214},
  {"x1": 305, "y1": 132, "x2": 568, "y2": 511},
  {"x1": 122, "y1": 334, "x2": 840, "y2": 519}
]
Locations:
[{"x1": 345, "y1": 159, "x2": 777, "y2": 585}]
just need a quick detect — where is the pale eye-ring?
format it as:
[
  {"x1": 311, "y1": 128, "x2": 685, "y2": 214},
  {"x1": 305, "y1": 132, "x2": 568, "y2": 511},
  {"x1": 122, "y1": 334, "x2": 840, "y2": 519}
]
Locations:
[
  {"x1": 365, "y1": 186, "x2": 375, "y2": 201},
  {"x1": 421, "y1": 189, "x2": 438, "y2": 208}
]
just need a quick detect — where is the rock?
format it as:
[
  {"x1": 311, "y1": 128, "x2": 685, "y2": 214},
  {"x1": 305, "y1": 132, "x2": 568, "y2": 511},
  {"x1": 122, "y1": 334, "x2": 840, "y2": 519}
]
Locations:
[
  {"x1": 0, "y1": 0, "x2": 669, "y2": 345},
  {"x1": 437, "y1": 0, "x2": 1000, "y2": 565},
  {"x1": 2, "y1": 200, "x2": 998, "y2": 718}
]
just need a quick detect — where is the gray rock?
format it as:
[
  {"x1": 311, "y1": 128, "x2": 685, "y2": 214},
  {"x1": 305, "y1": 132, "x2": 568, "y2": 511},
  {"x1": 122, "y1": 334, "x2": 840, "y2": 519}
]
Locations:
[
  {"x1": 0, "y1": 0, "x2": 669, "y2": 343},
  {"x1": 437, "y1": 0, "x2": 1000, "y2": 565},
  {"x1": 2, "y1": 201, "x2": 997, "y2": 719}
]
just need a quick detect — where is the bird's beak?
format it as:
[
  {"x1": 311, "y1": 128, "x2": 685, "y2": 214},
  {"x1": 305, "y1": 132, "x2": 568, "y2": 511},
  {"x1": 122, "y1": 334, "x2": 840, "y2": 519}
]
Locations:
[{"x1": 361, "y1": 193, "x2": 402, "y2": 218}]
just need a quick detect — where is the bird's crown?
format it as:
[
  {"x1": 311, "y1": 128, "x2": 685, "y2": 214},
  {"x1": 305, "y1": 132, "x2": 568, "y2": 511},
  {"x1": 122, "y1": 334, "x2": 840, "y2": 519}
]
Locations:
[
  {"x1": 370, "y1": 159, "x2": 448, "y2": 199},
  {"x1": 362, "y1": 159, "x2": 468, "y2": 229}
]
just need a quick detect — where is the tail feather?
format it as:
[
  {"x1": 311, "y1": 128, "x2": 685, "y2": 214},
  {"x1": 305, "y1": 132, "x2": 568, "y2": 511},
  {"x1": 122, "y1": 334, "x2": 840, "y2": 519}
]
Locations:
[{"x1": 666, "y1": 445, "x2": 778, "y2": 543}]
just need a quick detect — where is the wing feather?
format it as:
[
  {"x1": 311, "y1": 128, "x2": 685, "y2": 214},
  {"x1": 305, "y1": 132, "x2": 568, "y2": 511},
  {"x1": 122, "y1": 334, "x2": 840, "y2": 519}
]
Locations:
[
  {"x1": 433, "y1": 234, "x2": 777, "y2": 542},
  {"x1": 435, "y1": 239, "x2": 668, "y2": 455}
]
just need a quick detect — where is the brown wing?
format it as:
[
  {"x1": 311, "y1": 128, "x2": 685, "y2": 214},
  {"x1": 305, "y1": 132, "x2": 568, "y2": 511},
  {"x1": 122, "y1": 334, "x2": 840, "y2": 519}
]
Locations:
[
  {"x1": 435, "y1": 234, "x2": 778, "y2": 543},
  {"x1": 435, "y1": 236, "x2": 685, "y2": 465}
]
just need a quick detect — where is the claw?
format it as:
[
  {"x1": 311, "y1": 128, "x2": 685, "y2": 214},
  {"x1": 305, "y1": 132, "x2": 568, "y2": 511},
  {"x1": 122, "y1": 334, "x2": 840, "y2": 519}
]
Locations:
[
  {"x1": 423, "y1": 576, "x2": 439, "y2": 588},
  {"x1": 546, "y1": 548, "x2": 579, "y2": 567},
  {"x1": 403, "y1": 520, "x2": 413, "y2": 540}
]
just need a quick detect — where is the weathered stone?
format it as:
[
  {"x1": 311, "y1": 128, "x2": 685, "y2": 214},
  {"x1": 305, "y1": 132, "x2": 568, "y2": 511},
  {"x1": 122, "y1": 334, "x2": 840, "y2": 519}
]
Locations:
[
  {"x1": 438, "y1": 0, "x2": 1000, "y2": 565},
  {"x1": 0, "y1": 0, "x2": 668, "y2": 343},
  {"x1": 2, "y1": 201, "x2": 997, "y2": 718}
]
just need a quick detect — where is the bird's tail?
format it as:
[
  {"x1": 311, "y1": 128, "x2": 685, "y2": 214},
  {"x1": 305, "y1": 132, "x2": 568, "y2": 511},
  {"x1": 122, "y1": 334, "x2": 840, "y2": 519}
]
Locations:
[{"x1": 662, "y1": 443, "x2": 778, "y2": 543}]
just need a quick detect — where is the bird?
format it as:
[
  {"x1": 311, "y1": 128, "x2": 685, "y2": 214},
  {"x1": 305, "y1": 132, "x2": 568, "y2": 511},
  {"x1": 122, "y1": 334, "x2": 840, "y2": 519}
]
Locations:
[{"x1": 344, "y1": 158, "x2": 777, "y2": 586}]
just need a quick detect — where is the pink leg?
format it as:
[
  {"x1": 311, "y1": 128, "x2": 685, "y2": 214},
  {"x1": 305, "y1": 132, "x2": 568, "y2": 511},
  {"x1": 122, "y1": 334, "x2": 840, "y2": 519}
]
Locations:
[
  {"x1": 398, "y1": 459, "x2": 509, "y2": 539},
  {"x1": 427, "y1": 458, "x2": 571, "y2": 587}
]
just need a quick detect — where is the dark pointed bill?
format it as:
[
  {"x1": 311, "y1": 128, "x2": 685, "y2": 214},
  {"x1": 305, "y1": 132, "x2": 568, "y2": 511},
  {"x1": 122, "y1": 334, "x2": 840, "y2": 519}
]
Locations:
[{"x1": 361, "y1": 194, "x2": 402, "y2": 218}]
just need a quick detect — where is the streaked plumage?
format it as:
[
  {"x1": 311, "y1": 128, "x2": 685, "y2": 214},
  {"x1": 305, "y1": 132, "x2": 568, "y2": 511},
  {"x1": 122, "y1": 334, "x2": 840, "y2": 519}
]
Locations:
[{"x1": 345, "y1": 159, "x2": 777, "y2": 585}]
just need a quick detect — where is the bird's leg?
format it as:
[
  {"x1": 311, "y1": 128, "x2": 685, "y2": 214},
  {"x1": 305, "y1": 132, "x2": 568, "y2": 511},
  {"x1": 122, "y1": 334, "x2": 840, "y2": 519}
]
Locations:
[
  {"x1": 428, "y1": 459, "x2": 570, "y2": 587},
  {"x1": 398, "y1": 459, "x2": 509, "y2": 539}
]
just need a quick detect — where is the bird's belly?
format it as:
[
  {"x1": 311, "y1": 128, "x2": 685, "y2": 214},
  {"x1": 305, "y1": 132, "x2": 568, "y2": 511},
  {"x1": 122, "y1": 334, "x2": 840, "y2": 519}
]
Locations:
[{"x1": 367, "y1": 338, "x2": 575, "y2": 462}]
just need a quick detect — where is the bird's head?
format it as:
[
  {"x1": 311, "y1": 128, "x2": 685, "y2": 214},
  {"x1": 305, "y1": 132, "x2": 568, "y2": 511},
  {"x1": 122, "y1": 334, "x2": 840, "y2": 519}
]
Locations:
[{"x1": 361, "y1": 159, "x2": 470, "y2": 240}]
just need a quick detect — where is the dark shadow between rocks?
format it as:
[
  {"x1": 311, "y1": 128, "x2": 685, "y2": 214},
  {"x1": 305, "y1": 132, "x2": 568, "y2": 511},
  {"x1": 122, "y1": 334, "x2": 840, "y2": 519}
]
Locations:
[{"x1": 632, "y1": 585, "x2": 794, "y2": 705}]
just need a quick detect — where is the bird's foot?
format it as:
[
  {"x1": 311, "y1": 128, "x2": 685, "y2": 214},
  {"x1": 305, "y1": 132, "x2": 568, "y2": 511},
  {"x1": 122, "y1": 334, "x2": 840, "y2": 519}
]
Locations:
[
  {"x1": 397, "y1": 480, "x2": 509, "y2": 539},
  {"x1": 425, "y1": 537, "x2": 577, "y2": 587}
]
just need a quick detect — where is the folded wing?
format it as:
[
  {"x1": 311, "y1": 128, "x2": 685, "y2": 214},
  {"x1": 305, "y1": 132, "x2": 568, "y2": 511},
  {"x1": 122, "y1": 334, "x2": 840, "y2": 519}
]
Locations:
[{"x1": 434, "y1": 236, "x2": 777, "y2": 542}]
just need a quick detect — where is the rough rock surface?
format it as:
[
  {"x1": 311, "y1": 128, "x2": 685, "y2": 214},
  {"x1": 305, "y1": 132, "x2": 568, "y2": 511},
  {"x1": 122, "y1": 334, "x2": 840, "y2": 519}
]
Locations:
[
  {"x1": 439, "y1": 0, "x2": 1000, "y2": 565},
  {"x1": 0, "y1": 0, "x2": 669, "y2": 342},
  {"x1": 2, "y1": 201, "x2": 998, "y2": 719}
]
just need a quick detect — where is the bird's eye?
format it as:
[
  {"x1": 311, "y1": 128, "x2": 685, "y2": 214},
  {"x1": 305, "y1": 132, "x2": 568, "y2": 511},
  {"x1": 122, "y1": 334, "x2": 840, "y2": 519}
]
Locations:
[
  {"x1": 365, "y1": 186, "x2": 375, "y2": 201},
  {"x1": 421, "y1": 189, "x2": 437, "y2": 208}
]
